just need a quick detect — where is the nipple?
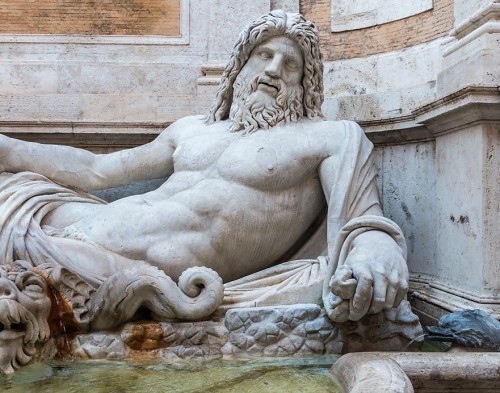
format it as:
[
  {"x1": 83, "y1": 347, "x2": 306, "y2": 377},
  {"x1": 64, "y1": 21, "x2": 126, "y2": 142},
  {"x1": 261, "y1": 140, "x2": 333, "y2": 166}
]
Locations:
[{"x1": 257, "y1": 146, "x2": 277, "y2": 174}]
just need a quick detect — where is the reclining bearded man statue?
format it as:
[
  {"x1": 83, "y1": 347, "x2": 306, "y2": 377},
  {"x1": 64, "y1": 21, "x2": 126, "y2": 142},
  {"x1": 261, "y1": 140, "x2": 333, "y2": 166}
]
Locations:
[{"x1": 0, "y1": 10, "x2": 409, "y2": 344}]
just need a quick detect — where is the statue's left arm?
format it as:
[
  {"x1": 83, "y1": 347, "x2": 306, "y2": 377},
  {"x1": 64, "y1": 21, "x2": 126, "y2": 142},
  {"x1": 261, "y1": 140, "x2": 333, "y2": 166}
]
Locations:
[{"x1": 318, "y1": 121, "x2": 409, "y2": 322}]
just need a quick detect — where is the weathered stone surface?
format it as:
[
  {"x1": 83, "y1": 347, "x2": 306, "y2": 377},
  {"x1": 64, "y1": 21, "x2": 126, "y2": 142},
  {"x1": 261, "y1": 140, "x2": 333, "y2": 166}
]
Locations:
[
  {"x1": 71, "y1": 333, "x2": 127, "y2": 360},
  {"x1": 222, "y1": 305, "x2": 339, "y2": 357},
  {"x1": 331, "y1": 0, "x2": 433, "y2": 32},
  {"x1": 122, "y1": 320, "x2": 228, "y2": 351},
  {"x1": 339, "y1": 300, "x2": 424, "y2": 353},
  {"x1": 66, "y1": 302, "x2": 422, "y2": 363},
  {"x1": 121, "y1": 323, "x2": 167, "y2": 351},
  {"x1": 0, "y1": 263, "x2": 53, "y2": 374},
  {"x1": 332, "y1": 352, "x2": 500, "y2": 392},
  {"x1": 330, "y1": 353, "x2": 414, "y2": 393}
]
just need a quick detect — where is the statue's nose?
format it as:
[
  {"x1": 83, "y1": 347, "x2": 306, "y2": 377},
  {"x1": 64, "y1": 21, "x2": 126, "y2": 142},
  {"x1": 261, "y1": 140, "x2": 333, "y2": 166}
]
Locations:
[
  {"x1": 265, "y1": 55, "x2": 283, "y2": 78},
  {"x1": 0, "y1": 279, "x2": 16, "y2": 300}
]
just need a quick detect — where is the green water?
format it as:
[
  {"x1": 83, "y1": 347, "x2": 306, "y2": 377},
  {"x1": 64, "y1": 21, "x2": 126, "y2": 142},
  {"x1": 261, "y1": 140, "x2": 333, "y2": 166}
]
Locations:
[{"x1": 0, "y1": 356, "x2": 341, "y2": 392}]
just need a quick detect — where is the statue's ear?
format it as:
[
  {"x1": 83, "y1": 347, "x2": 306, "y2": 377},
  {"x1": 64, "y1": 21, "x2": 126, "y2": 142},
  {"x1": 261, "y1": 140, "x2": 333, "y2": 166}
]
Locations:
[{"x1": 35, "y1": 264, "x2": 95, "y2": 330}]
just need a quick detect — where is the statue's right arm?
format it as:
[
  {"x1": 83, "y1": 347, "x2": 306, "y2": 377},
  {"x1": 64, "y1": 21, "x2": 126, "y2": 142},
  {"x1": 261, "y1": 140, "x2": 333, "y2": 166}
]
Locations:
[{"x1": 0, "y1": 127, "x2": 176, "y2": 191}]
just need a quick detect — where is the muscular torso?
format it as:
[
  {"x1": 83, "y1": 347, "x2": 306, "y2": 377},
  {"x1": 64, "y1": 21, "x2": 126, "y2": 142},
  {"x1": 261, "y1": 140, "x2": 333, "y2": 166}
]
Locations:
[{"x1": 44, "y1": 117, "x2": 340, "y2": 282}]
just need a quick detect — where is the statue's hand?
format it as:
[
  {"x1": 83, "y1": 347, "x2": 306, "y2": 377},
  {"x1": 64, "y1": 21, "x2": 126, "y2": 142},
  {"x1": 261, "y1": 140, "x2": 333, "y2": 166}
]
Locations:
[{"x1": 329, "y1": 231, "x2": 408, "y2": 321}]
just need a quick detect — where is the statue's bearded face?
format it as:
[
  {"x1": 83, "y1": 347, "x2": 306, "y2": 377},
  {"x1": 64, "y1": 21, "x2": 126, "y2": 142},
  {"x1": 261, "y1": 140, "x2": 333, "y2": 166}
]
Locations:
[
  {"x1": 0, "y1": 263, "x2": 51, "y2": 374},
  {"x1": 229, "y1": 36, "x2": 305, "y2": 134}
]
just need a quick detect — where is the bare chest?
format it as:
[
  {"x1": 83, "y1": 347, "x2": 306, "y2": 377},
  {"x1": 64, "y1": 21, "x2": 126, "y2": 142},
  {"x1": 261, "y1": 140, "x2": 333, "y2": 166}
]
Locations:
[{"x1": 172, "y1": 128, "x2": 324, "y2": 190}]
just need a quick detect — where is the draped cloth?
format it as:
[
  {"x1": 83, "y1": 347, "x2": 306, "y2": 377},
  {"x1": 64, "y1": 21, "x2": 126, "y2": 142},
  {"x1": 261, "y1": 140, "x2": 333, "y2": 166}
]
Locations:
[
  {"x1": 0, "y1": 121, "x2": 406, "y2": 308},
  {"x1": 0, "y1": 172, "x2": 107, "y2": 287}
]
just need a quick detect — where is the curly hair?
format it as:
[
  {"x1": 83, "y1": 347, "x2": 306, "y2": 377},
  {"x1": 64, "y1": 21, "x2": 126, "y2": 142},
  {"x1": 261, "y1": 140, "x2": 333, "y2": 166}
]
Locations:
[{"x1": 206, "y1": 10, "x2": 324, "y2": 124}]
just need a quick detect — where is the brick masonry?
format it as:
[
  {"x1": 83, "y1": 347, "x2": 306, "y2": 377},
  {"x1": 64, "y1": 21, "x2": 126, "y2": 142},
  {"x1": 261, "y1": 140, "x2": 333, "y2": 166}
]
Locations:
[
  {"x1": 300, "y1": 0, "x2": 454, "y2": 60},
  {"x1": 0, "y1": 0, "x2": 180, "y2": 36}
]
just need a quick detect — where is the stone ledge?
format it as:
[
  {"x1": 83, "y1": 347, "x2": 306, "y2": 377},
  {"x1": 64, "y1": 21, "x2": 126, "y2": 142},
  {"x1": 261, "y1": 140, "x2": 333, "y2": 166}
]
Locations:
[
  {"x1": 361, "y1": 118, "x2": 433, "y2": 146},
  {"x1": 9, "y1": 85, "x2": 497, "y2": 148},
  {"x1": 68, "y1": 302, "x2": 423, "y2": 363},
  {"x1": 448, "y1": 2, "x2": 500, "y2": 42},
  {"x1": 330, "y1": 352, "x2": 500, "y2": 393},
  {"x1": 414, "y1": 86, "x2": 500, "y2": 135},
  {"x1": 0, "y1": 117, "x2": 434, "y2": 149},
  {"x1": 409, "y1": 280, "x2": 500, "y2": 324}
]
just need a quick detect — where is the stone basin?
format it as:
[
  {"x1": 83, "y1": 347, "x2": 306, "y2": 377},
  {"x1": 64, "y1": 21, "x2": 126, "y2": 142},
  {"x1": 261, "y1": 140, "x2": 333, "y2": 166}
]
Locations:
[
  {"x1": 0, "y1": 356, "x2": 342, "y2": 393},
  {"x1": 330, "y1": 351, "x2": 500, "y2": 392}
]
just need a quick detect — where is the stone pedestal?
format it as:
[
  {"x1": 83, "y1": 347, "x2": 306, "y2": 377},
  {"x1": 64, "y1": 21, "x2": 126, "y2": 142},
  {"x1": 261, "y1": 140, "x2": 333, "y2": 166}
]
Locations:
[{"x1": 68, "y1": 302, "x2": 422, "y2": 363}]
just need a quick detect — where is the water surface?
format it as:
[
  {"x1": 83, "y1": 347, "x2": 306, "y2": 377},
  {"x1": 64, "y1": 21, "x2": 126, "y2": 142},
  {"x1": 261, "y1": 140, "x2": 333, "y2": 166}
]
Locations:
[{"x1": 1, "y1": 356, "x2": 341, "y2": 392}]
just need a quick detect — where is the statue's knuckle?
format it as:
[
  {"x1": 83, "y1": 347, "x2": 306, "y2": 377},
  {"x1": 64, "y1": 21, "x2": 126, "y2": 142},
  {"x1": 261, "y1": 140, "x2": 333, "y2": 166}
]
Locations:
[{"x1": 372, "y1": 296, "x2": 385, "y2": 305}]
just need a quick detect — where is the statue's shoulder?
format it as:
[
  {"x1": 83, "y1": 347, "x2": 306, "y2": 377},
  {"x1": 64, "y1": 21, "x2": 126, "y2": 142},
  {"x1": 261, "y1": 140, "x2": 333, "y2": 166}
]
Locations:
[
  {"x1": 307, "y1": 119, "x2": 365, "y2": 139},
  {"x1": 160, "y1": 115, "x2": 207, "y2": 141},
  {"x1": 304, "y1": 119, "x2": 371, "y2": 155},
  {"x1": 167, "y1": 115, "x2": 206, "y2": 132}
]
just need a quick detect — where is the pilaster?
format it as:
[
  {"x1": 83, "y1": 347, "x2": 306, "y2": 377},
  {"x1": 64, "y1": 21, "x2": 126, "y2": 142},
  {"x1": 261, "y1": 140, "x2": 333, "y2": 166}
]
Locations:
[{"x1": 409, "y1": 1, "x2": 500, "y2": 323}]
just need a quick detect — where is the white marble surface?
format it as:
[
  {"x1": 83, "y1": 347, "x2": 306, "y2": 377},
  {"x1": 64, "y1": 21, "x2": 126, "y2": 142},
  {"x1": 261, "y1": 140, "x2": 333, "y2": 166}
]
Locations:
[
  {"x1": 331, "y1": 0, "x2": 433, "y2": 32},
  {"x1": 454, "y1": 0, "x2": 495, "y2": 27},
  {"x1": 322, "y1": 39, "x2": 442, "y2": 122}
]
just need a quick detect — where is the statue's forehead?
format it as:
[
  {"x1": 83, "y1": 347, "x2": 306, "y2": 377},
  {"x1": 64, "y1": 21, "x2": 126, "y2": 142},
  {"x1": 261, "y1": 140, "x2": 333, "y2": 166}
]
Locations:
[{"x1": 253, "y1": 35, "x2": 303, "y2": 60}]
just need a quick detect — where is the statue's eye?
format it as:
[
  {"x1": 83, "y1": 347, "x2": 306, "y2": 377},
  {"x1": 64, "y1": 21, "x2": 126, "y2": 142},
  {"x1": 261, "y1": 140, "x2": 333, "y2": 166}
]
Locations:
[
  {"x1": 259, "y1": 50, "x2": 272, "y2": 60},
  {"x1": 286, "y1": 59, "x2": 299, "y2": 70}
]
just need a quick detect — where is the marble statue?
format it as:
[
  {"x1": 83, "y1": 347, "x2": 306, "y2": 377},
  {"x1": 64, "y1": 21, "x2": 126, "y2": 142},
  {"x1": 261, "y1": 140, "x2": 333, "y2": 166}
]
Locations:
[{"x1": 0, "y1": 11, "x2": 411, "y2": 372}]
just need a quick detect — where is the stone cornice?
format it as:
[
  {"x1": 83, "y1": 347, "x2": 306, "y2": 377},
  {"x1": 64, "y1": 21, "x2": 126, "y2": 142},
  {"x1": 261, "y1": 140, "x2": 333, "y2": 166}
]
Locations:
[
  {"x1": 1, "y1": 121, "x2": 164, "y2": 150},
  {"x1": 1, "y1": 117, "x2": 434, "y2": 148},
  {"x1": 443, "y1": 20, "x2": 500, "y2": 57},
  {"x1": 0, "y1": 120, "x2": 169, "y2": 131},
  {"x1": 2, "y1": 86, "x2": 498, "y2": 148},
  {"x1": 449, "y1": 1, "x2": 500, "y2": 41},
  {"x1": 360, "y1": 116, "x2": 433, "y2": 146},
  {"x1": 413, "y1": 86, "x2": 500, "y2": 136},
  {"x1": 442, "y1": 2, "x2": 500, "y2": 57}
]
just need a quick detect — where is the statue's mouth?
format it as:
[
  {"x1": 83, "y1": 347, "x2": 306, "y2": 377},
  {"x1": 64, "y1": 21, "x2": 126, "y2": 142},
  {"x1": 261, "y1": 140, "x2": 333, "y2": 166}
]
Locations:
[
  {"x1": 259, "y1": 81, "x2": 278, "y2": 90},
  {"x1": 0, "y1": 321, "x2": 26, "y2": 341},
  {"x1": 258, "y1": 81, "x2": 279, "y2": 94}
]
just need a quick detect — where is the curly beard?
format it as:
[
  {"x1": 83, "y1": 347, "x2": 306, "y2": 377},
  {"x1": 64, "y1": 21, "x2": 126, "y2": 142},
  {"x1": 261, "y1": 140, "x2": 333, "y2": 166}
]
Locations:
[{"x1": 229, "y1": 71, "x2": 304, "y2": 135}]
